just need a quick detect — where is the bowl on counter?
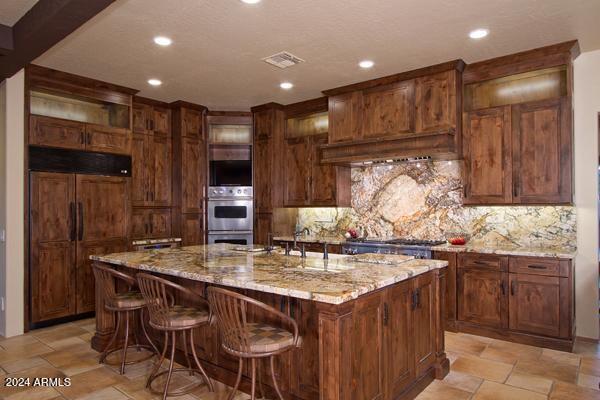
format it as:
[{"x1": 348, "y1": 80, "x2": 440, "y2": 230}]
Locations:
[{"x1": 445, "y1": 232, "x2": 471, "y2": 246}]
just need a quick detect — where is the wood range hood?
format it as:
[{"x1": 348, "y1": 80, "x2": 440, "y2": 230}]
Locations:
[{"x1": 319, "y1": 60, "x2": 465, "y2": 166}]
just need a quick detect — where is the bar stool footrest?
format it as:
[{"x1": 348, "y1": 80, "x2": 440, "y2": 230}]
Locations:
[
  {"x1": 100, "y1": 344, "x2": 156, "y2": 366},
  {"x1": 148, "y1": 368, "x2": 211, "y2": 396}
]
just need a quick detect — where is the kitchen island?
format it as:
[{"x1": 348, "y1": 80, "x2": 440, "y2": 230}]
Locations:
[{"x1": 91, "y1": 244, "x2": 449, "y2": 400}]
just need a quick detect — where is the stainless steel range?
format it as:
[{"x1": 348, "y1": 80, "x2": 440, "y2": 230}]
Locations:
[{"x1": 342, "y1": 238, "x2": 446, "y2": 259}]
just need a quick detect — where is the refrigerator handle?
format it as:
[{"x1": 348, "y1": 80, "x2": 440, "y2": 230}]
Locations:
[
  {"x1": 69, "y1": 202, "x2": 76, "y2": 241},
  {"x1": 77, "y1": 202, "x2": 84, "y2": 241}
]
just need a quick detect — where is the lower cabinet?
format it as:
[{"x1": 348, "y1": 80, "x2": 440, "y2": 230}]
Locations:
[
  {"x1": 180, "y1": 213, "x2": 205, "y2": 246},
  {"x1": 455, "y1": 252, "x2": 574, "y2": 350},
  {"x1": 131, "y1": 208, "x2": 172, "y2": 239}
]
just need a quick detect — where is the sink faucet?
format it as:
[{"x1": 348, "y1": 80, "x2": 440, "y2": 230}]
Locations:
[
  {"x1": 288, "y1": 228, "x2": 310, "y2": 258},
  {"x1": 293, "y1": 227, "x2": 310, "y2": 247}
]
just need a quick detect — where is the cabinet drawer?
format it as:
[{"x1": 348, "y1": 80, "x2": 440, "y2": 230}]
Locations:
[
  {"x1": 509, "y1": 257, "x2": 568, "y2": 277},
  {"x1": 30, "y1": 115, "x2": 85, "y2": 150},
  {"x1": 458, "y1": 253, "x2": 508, "y2": 271},
  {"x1": 85, "y1": 124, "x2": 132, "y2": 155}
]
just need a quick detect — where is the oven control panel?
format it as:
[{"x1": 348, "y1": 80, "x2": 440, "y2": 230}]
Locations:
[{"x1": 209, "y1": 186, "x2": 253, "y2": 198}]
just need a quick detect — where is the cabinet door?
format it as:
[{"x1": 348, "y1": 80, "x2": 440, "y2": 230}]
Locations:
[
  {"x1": 509, "y1": 273, "x2": 562, "y2": 337},
  {"x1": 289, "y1": 298, "x2": 320, "y2": 399},
  {"x1": 352, "y1": 292, "x2": 385, "y2": 400},
  {"x1": 415, "y1": 71, "x2": 454, "y2": 133},
  {"x1": 29, "y1": 115, "x2": 85, "y2": 150},
  {"x1": 362, "y1": 80, "x2": 414, "y2": 138},
  {"x1": 458, "y1": 268, "x2": 508, "y2": 329},
  {"x1": 254, "y1": 136, "x2": 272, "y2": 212},
  {"x1": 254, "y1": 212, "x2": 272, "y2": 246},
  {"x1": 412, "y1": 272, "x2": 436, "y2": 377},
  {"x1": 283, "y1": 137, "x2": 310, "y2": 206},
  {"x1": 30, "y1": 172, "x2": 77, "y2": 323},
  {"x1": 76, "y1": 240, "x2": 127, "y2": 313},
  {"x1": 512, "y1": 98, "x2": 571, "y2": 203},
  {"x1": 148, "y1": 209, "x2": 172, "y2": 238},
  {"x1": 181, "y1": 213, "x2": 204, "y2": 246},
  {"x1": 328, "y1": 92, "x2": 362, "y2": 143},
  {"x1": 463, "y1": 106, "x2": 512, "y2": 204},
  {"x1": 131, "y1": 133, "x2": 150, "y2": 206},
  {"x1": 85, "y1": 124, "x2": 132, "y2": 155},
  {"x1": 132, "y1": 104, "x2": 150, "y2": 135},
  {"x1": 150, "y1": 134, "x2": 172, "y2": 206},
  {"x1": 385, "y1": 281, "x2": 414, "y2": 398},
  {"x1": 181, "y1": 137, "x2": 205, "y2": 213},
  {"x1": 131, "y1": 208, "x2": 149, "y2": 239},
  {"x1": 182, "y1": 108, "x2": 203, "y2": 139},
  {"x1": 153, "y1": 107, "x2": 171, "y2": 136},
  {"x1": 309, "y1": 134, "x2": 344, "y2": 206}
]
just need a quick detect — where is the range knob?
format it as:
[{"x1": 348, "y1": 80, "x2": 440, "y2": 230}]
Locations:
[{"x1": 237, "y1": 189, "x2": 241, "y2": 194}]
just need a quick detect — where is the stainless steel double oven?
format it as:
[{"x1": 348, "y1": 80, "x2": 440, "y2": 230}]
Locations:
[{"x1": 207, "y1": 186, "x2": 253, "y2": 245}]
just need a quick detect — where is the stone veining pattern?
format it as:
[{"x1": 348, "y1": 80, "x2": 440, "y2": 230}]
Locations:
[
  {"x1": 297, "y1": 161, "x2": 576, "y2": 249},
  {"x1": 90, "y1": 244, "x2": 447, "y2": 305}
]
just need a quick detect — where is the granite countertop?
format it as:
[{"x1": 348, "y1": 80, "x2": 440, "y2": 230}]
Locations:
[
  {"x1": 90, "y1": 244, "x2": 447, "y2": 305},
  {"x1": 273, "y1": 236, "x2": 346, "y2": 245},
  {"x1": 132, "y1": 238, "x2": 182, "y2": 246},
  {"x1": 431, "y1": 243, "x2": 576, "y2": 259}
]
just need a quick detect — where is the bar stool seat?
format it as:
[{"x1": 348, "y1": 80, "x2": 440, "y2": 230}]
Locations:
[
  {"x1": 163, "y1": 305, "x2": 210, "y2": 329},
  {"x1": 245, "y1": 323, "x2": 295, "y2": 353},
  {"x1": 107, "y1": 291, "x2": 147, "y2": 310}
]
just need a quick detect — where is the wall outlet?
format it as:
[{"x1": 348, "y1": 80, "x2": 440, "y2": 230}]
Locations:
[
  {"x1": 0, "y1": 230, "x2": 5, "y2": 242},
  {"x1": 0, "y1": 297, "x2": 4, "y2": 311}
]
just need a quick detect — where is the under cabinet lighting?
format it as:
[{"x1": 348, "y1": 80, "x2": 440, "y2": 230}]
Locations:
[
  {"x1": 148, "y1": 79, "x2": 162, "y2": 86},
  {"x1": 469, "y1": 29, "x2": 489, "y2": 39},
  {"x1": 153, "y1": 36, "x2": 172, "y2": 46}
]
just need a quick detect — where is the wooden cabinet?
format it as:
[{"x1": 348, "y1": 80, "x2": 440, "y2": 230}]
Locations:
[
  {"x1": 289, "y1": 298, "x2": 320, "y2": 399},
  {"x1": 30, "y1": 115, "x2": 132, "y2": 155},
  {"x1": 254, "y1": 136, "x2": 272, "y2": 213},
  {"x1": 283, "y1": 134, "x2": 350, "y2": 207},
  {"x1": 180, "y1": 213, "x2": 204, "y2": 246},
  {"x1": 512, "y1": 98, "x2": 571, "y2": 203},
  {"x1": 30, "y1": 172, "x2": 129, "y2": 325},
  {"x1": 328, "y1": 92, "x2": 362, "y2": 143},
  {"x1": 362, "y1": 81, "x2": 414, "y2": 139},
  {"x1": 456, "y1": 252, "x2": 574, "y2": 350},
  {"x1": 131, "y1": 209, "x2": 172, "y2": 239},
  {"x1": 29, "y1": 115, "x2": 85, "y2": 150},
  {"x1": 463, "y1": 106, "x2": 512, "y2": 204},
  {"x1": 181, "y1": 108, "x2": 203, "y2": 139},
  {"x1": 432, "y1": 251, "x2": 457, "y2": 330},
  {"x1": 415, "y1": 71, "x2": 455, "y2": 134},
  {"x1": 180, "y1": 137, "x2": 204, "y2": 213},
  {"x1": 457, "y1": 253, "x2": 509, "y2": 329},
  {"x1": 254, "y1": 213, "x2": 273, "y2": 246}
]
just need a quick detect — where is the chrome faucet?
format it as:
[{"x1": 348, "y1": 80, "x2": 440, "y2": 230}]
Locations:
[{"x1": 287, "y1": 227, "x2": 310, "y2": 258}]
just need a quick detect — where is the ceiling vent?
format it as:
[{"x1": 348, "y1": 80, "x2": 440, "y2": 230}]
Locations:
[{"x1": 262, "y1": 51, "x2": 305, "y2": 69}]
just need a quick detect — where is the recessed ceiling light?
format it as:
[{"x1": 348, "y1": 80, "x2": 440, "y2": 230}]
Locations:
[
  {"x1": 359, "y1": 60, "x2": 374, "y2": 69},
  {"x1": 280, "y1": 82, "x2": 293, "y2": 90},
  {"x1": 469, "y1": 28, "x2": 489, "y2": 39},
  {"x1": 153, "y1": 36, "x2": 172, "y2": 46},
  {"x1": 148, "y1": 79, "x2": 162, "y2": 86},
  {"x1": 240, "y1": 0, "x2": 261, "y2": 3}
]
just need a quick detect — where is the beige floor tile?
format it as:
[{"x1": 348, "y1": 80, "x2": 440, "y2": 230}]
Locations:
[
  {"x1": 42, "y1": 343, "x2": 99, "y2": 368},
  {"x1": 0, "y1": 334, "x2": 40, "y2": 348},
  {"x1": 442, "y1": 369, "x2": 483, "y2": 393},
  {"x1": 4, "y1": 386, "x2": 61, "y2": 400},
  {"x1": 33, "y1": 325, "x2": 89, "y2": 345},
  {"x1": 414, "y1": 380, "x2": 471, "y2": 400},
  {"x1": 451, "y1": 354, "x2": 514, "y2": 383},
  {"x1": 541, "y1": 348, "x2": 581, "y2": 367},
  {"x1": 479, "y1": 339, "x2": 542, "y2": 365},
  {"x1": 76, "y1": 387, "x2": 130, "y2": 400},
  {"x1": 45, "y1": 336, "x2": 88, "y2": 351},
  {"x1": 55, "y1": 367, "x2": 126, "y2": 399},
  {"x1": 580, "y1": 357, "x2": 600, "y2": 377},
  {"x1": 0, "y1": 340, "x2": 54, "y2": 363},
  {"x1": 473, "y1": 380, "x2": 546, "y2": 400},
  {"x1": 1, "y1": 356, "x2": 51, "y2": 373},
  {"x1": 514, "y1": 358, "x2": 579, "y2": 384},
  {"x1": 445, "y1": 333, "x2": 489, "y2": 356},
  {"x1": 550, "y1": 381, "x2": 600, "y2": 399},
  {"x1": 446, "y1": 350, "x2": 461, "y2": 365},
  {"x1": 58, "y1": 357, "x2": 104, "y2": 377},
  {"x1": 505, "y1": 372, "x2": 554, "y2": 394},
  {"x1": 577, "y1": 373, "x2": 600, "y2": 391}
]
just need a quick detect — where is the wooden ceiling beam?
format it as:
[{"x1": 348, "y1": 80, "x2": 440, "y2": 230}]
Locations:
[{"x1": 0, "y1": 0, "x2": 116, "y2": 79}]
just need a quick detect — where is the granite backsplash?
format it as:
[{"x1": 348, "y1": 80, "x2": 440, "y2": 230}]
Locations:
[{"x1": 294, "y1": 161, "x2": 576, "y2": 249}]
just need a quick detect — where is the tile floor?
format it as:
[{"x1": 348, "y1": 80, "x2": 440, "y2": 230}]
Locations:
[{"x1": 0, "y1": 319, "x2": 598, "y2": 399}]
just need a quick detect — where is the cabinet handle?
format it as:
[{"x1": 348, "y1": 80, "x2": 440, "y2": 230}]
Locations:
[
  {"x1": 77, "y1": 202, "x2": 84, "y2": 241},
  {"x1": 415, "y1": 288, "x2": 420, "y2": 308},
  {"x1": 510, "y1": 280, "x2": 515, "y2": 296},
  {"x1": 501, "y1": 281, "x2": 506, "y2": 295},
  {"x1": 411, "y1": 290, "x2": 418, "y2": 310},
  {"x1": 280, "y1": 297, "x2": 285, "y2": 312},
  {"x1": 150, "y1": 119, "x2": 155, "y2": 131},
  {"x1": 383, "y1": 303, "x2": 389, "y2": 325},
  {"x1": 86, "y1": 132, "x2": 91, "y2": 145},
  {"x1": 527, "y1": 265, "x2": 547, "y2": 270},
  {"x1": 80, "y1": 131, "x2": 85, "y2": 145},
  {"x1": 69, "y1": 202, "x2": 76, "y2": 241},
  {"x1": 473, "y1": 260, "x2": 491, "y2": 266},
  {"x1": 144, "y1": 222, "x2": 149, "y2": 234}
]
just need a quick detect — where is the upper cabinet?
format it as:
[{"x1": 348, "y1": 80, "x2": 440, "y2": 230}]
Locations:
[
  {"x1": 322, "y1": 61, "x2": 463, "y2": 164},
  {"x1": 462, "y1": 41, "x2": 578, "y2": 205},
  {"x1": 27, "y1": 65, "x2": 136, "y2": 155}
]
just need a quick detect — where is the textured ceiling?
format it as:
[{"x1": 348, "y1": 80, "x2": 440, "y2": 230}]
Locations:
[
  {"x1": 0, "y1": 0, "x2": 38, "y2": 25},
  {"x1": 34, "y1": 0, "x2": 600, "y2": 110}
]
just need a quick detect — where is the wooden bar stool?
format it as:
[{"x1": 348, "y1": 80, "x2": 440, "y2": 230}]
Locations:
[
  {"x1": 207, "y1": 287, "x2": 301, "y2": 400},
  {"x1": 92, "y1": 263, "x2": 159, "y2": 374},
  {"x1": 136, "y1": 273, "x2": 214, "y2": 400}
]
